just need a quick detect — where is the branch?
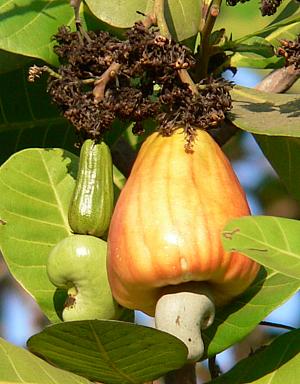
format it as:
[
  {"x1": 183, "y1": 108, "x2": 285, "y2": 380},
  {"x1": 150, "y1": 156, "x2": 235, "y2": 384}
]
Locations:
[
  {"x1": 198, "y1": 0, "x2": 222, "y2": 80},
  {"x1": 70, "y1": 0, "x2": 91, "y2": 42},
  {"x1": 153, "y1": 0, "x2": 171, "y2": 39},
  {"x1": 93, "y1": 62, "x2": 122, "y2": 102},
  {"x1": 260, "y1": 320, "x2": 296, "y2": 331},
  {"x1": 208, "y1": 355, "x2": 222, "y2": 379},
  {"x1": 152, "y1": 0, "x2": 198, "y2": 94},
  {"x1": 255, "y1": 65, "x2": 300, "y2": 93}
]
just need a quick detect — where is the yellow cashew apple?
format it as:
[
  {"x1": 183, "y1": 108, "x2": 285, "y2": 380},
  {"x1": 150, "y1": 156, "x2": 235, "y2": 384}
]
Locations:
[{"x1": 107, "y1": 128, "x2": 260, "y2": 361}]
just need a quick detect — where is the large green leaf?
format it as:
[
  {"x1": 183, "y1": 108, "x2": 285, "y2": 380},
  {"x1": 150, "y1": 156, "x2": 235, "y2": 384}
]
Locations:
[
  {"x1": 27, "y1": 320, "x2": 188, "y2": 384},
  {"x1": 203, "y1": 268, "x2": 300, "y2": 357},
  {"x1": 235, "y1": 10, "x2": 300, "y2": 48},
  {"x1": 231, "y1": 36, "x2": 275, "y2": 57},
  {"x1": 0, "y1": 66, "x2": 78, "y2": 165},
  {"x1": 222, "y1": 216, "x2": 300, "y2": 280},
  {"x1": 207, "y1": 329, "x2": 300, "y2": 384},
  {"x1": 230, "y1": 86, "x2": 300, "y2": 136},
  {"x1": 0, "y1": 148, "x2": 77, "y2": 322},
  {"x1": 0, "y1": 0, "x2": 74, "y2": 65},
  {"x1": 0, "y1": 337, "x2": 92, "y2": 383},
  {"x1": 0, "y1": 49, "x2": 31, "y2": 74},
  {"x1": 255, "y1": 135, "x2": 300, "y2": 203},
  {"x1": 0, "y1": 67, "x2": 65, "y2": 134},
  {"x1": 85, "y1": 0, "x2": 200, "y2": 42},
  {"x1": 0, "y1": 1, "x2": 110, "y2": 65},
  {"x1": 230, "y1": 52, "x2": 282, "y2": 69}
]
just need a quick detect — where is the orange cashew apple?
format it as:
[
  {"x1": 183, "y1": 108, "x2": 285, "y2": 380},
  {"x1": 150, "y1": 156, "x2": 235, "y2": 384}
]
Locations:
[{"x1": 107, "y1": 128, "x2": 260, "y2": 361}]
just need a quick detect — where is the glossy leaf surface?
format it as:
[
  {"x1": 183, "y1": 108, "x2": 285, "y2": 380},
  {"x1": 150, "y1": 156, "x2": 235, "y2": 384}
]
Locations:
[
  {"x1": 256, "y1": 135, "x2": 300, "y2": 203},
  {"x1": 85, "y1": 0, "x2": 200, "y2": 41},
  {"x1": 28, "y1": 320, "x2": 188, "y2": 384},
  {"x1": 203, "y1": 268, "x2": 300, "y2": 357},
  {"x1": 0, "y1": 67, "x2": 77, "y2": 165},
  {"x1": 208, "y1": 329, "x2": 300, "y2": 384},
  {"x1": 223, "y1": 216, "x2": 300, "y2": 279},
  {"x1": 0, "y1": 0, "x2": 74, "y2": 65},
  {"x1": 0, "y1": 148, "x2": 76, "y2": 322},
  {"x1": 0, "y1": 337, "x2": 92, "y2": 383},
  {"x1": 231, "y1": 86, "x2": 300, "y2": 136}
]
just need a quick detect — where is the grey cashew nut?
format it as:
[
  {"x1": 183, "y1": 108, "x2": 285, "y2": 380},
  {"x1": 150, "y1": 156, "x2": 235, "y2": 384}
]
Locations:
[{"x1": 155, "y1": 290, "x2": 215, "y2": 362}]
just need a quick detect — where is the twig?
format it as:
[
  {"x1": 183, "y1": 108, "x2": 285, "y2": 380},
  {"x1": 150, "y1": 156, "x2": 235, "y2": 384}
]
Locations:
[
  {"x1": 208, "y1": 355, "x2": 222, "y2": 379},
  {"x1": 153, "y1": 0, "x2": 171, "y2": 39},
  {"x1": 28, "y1": 65, "x2": 62, "y2": 82},
  {"x1": 198, "y1": 0, "x2": 222, "y2": 80},
  {"x1": 69, "y1": 0, "x2": 92, "y2": 43},
  {"x1": 260, "y1": 321, "x2": 296, "y2": 331},
  {"x1": 255, "y1": 65, "x2": 300, "y2": 93},
  {"x1": 178, "y1": 69, "x2": 198, "y2": 95},
  {"x1": 152, "y1": 0, "x2": 198, "y2": 94},
  {"x1": 93, "y1": 62, "x2": 122, "y2": 102},
  {"x1": 28, "y1": 65, "x2": 97, "y2": 85}
]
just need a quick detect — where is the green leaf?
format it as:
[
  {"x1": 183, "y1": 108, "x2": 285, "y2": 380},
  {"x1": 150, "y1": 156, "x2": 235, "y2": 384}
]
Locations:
[
  {"x1": 269, "y1": 0, "x2": 300, "y2": 25},
  {"x1": 230, "y1": 52, "x2": 282, "y2": 69},
  {"x1": 0, "y1": 50, "x2": 31, "y2": 74},
  {"x1": 203, "y1": 268, "x2": 300, "y2": 357},
  {"x1": 0, "y1": 67, "x2": 66, "y2": 134},
  {"x1": 0, "y1": 336, "x2": 92, "y2": 383},
  {"x1": 0, "y1": 0, "x2": 75, "y2": 65},
  {"x1": 27, "y1": 320, "x2": 188, "y2": 384},
  {"x1": 85, "y1": 0, "x2": 200, "y2": 42},
  {"x1": 255, "y1": 135, "x2": 300, "y2": 202},
  {"x1": 266, "y1": 20, "x2": 300, "y2": 48},
  {"x1": 207, "y1": 329, "x2": 300, "y2": 384},
  {"x1": 0, "y1": 148, "x2": 77, "y2": 322},
  {"x1": 222, "y1": 216, "x2": 300, "y2": 280},
  {"x1": 235, "y1": 11, "x2": 300, "y2": 49},
  {"x1": 230, "y1": 86, "x2": 300, "y2": 136},
  {"x1": 0, "y1": 66, "x2": 78, "y2": 165},
  {"x1": 232, "y1": 37, "x2": 275, "y2": 57}
]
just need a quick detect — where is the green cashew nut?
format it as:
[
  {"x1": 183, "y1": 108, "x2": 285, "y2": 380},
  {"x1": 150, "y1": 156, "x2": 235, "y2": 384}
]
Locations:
[{"x1": 47, "y1": 234, "x2": 122, "y2": 321}]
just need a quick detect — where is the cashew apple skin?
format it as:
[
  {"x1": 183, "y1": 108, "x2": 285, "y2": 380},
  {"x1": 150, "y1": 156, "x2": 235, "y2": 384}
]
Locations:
[
  {"x1": 107, "y1": 129, "x2": 260, "y2": 316},
  {"x1": 47, "y1": 234, "x2": 122, "y2": 321}
]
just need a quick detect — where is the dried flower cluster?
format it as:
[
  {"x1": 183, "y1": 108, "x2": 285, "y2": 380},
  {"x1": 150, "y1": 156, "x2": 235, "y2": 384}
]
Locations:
[
  {"x1": 277, "y1": 36, "x2": 300, "y2": 69},
  {"x1": 157, "y1": 78, "x2": 233, "y2": 151},
  {"x1": 260, "y1": 0, "x2": 282, "y2": 16},
  {"x1": 226, "y1": 0, "x2": 282, "y2": 16},
  {"x1": 226, "y1": 0, "x2": 250, "y2": 7},
  {"x1": 34, "y1": 23, "x2": 233, "y2": 147}
]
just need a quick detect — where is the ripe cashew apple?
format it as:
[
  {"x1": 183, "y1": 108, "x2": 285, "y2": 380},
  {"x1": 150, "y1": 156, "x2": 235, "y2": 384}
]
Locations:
[
  {"x1": 47, "y1": 234, "x2": 123, "y2": 321},
  {"x1": 107, "y1": 129, "x2": 260, "y2": 361}
]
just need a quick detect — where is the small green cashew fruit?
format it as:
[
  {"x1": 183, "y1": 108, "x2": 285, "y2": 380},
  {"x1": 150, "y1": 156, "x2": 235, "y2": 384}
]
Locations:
[
  {"x1": 47, "y1": 234, "x2": 122, "y2": 321},
  {"x1": 68, "y1": 139, "x2": 114, "y2": 238}
]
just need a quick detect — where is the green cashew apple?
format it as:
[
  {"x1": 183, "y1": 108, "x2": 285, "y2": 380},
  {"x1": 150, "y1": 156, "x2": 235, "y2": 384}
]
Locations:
[{"x1": 47, "y1": 234, "x2": 123, "y2": 321}]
